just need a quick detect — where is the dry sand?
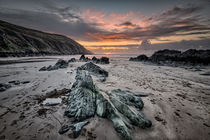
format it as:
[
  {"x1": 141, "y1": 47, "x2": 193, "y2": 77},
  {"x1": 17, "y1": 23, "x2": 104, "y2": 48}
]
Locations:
[{"x1": 0, "y1": 56, "x2": 210, "y2": 140}]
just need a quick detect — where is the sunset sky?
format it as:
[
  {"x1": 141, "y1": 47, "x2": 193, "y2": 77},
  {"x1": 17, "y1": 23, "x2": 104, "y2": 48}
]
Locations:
[{"x1": 0, "y1": 0, "x2": 210, "y2": 54}]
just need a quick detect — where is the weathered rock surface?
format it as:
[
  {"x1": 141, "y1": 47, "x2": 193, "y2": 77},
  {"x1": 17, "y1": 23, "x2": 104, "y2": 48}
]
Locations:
[
  {"x1": 109, "y1": 89, "x2": 152, "y2": 128},
  {"x1": 39, "y1": 59, "x2": 68, "y2": 71},
  {"x1": 65, "y1": 69, "x2": 97, "y2": 121},
  {"x1": 0, "y1": 20, "x2": 91, "y2": 57},
  {"x1": 130, "y1": 49, "x2": 210, "y2": 66},
  {"x1": 96, "y1": 91, "x2": 133, "y2": 140},
  {"x1": 78, "y1": 62, "x2": 108, "y2": 81},
  {"x1": 61, "y1": 68, "x2": 152, "y2": 140}
]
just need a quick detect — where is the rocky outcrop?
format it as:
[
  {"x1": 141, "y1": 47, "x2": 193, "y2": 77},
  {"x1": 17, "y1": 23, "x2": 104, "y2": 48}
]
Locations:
[
  {"x1": 79, "y1": 54, "x2": 91, "y2": 62},
  {"x1": 64, "y1": 69, "x2": 97, "y2": 121},
  {"x1": 130, "y1": 49, "x2": 210, "y2": 66},
  {"x1": 150, "y1": 49, "x2": 181, "y2": 62},
  {"x1": 129, "y1": 55, "x2": 148, "y2": 61},
  {"x1": 97, "y1": 90, "x2": 152, "y2": 140},
  {"x1": 179, "y1": 49, "x2": 210, "y2": 64},
  {"x1": 0, "y1": 20, "x2": 91, "y2": 57},
  {"x1": 60, "y1": 68, "x2": 152, "y2": 140},
  {"x1": 39, "y1": 59, "x2": 68, "y2": 71},
  {"x1": 79, "y1": 55, "x2": 110, "y2": 64},
  {"x1": 78, "y1": 62, "x2": 108, "y2": 81},
  {"x1": 92, "y1": 56, "x2": 110, "y2": 64}
]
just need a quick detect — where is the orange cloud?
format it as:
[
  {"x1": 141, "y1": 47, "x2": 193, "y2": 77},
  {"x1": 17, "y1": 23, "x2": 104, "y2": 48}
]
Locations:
[
  {"x1": 81, "y1": 8, "x2": 149, "y2": 32},
  {"x1": 86, "y1": 46, "x2": 129, "y2": 50}
]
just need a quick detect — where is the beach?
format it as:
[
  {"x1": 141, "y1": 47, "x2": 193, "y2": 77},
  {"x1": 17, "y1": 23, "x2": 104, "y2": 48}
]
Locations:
[{"x1": 0, "y1": 55, "x2": 210, "y2": 140}]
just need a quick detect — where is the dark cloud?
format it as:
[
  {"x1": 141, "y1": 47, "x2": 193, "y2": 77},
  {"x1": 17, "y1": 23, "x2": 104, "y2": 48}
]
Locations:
[
  {"x1": 87, "y1": 5, "x2": 210, "y2": 41},
  {"x1": 39, "y1": 1, "x2": 81, "y2": 22},
  {"x1": 118, "y1": 21, "x2": 136, "y2": 27},
  {"x1": 0, "y1": 7, "x2": 102, "y2": 40},
  {"x1": 0, "y1": 0, "x2": 210, "y2": 44},
  {"x1": 161, "y1": 5, "x2": 202, "y2": 17}
]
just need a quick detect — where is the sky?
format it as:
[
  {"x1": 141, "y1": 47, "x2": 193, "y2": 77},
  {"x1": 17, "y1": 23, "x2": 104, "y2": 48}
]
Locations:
[{"x1": 0, "y1": 0, "x2": 210, "y2": 54}]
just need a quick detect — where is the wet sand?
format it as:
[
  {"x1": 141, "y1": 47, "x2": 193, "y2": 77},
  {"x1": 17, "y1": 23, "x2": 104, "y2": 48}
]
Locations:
[{"x1": 0, "y1": 56, "x2": 210, "y2": 140}]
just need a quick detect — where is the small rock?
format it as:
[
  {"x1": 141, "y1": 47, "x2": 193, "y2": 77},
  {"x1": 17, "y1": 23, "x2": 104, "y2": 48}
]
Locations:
[
  {"x1": 79, "y1": 55, "x2": 90, "y2": 62},
  {"x1": 21, "y1": 81, "x2": 30, "y2": 84},
  {"x1": 8, "y1": 80, "x2": 20, "y2": 85},
  {"x1": 42, "y1": 98, "x2": 62, "y2": 106},
  {"x1": 0, "y1": 83, "x2": 11, "y2": 92},
  {"x1": 200, "y1": 71, "x2": 210, "y2": 76},
  {"x1": 59, "y1": 121, "x2": 89, "y2": 138},
  {"x1": 68, "y1": 58, "x2": 76, "y2": 63}
]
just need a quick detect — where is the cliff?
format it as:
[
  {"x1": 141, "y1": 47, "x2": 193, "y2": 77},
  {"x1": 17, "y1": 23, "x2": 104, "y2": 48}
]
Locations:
[{"x1": 0, "y1": 20, "x2": 92, "y2": 57}]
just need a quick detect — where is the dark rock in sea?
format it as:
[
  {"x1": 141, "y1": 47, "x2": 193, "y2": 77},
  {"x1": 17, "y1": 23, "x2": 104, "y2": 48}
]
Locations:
[
  {"x1": 99, "y1": 57, "x2": 110, "y2": 64},
  {"x1": 79, "y1": 54, "x2": 90, "y2": 62},
  {"x1": 92, "y1": 56, "x2": 110, "y2": 64},
  {"x1": 92, "y1": 56, "x2": 97, "y2": 62},
  {"x1": 59, "y1": 121, "x2": 89, "y2": 138},
  {"x1": 129, "y1": 55, "x2": 148, "y2": 61},
  {"x1": 78, "y1": 62, "x2": 108, "y2": 81},
  {"x1": 0, "y1": 83, "x2": 11, "y2": 92},
  {"x1": 0, "y1": 20, "x2": 91, "y2": 57},
  {"x1": 150, "y1": 49, "x2": 181, "y2": 62},
  {"x1": 129, "y1": 49, "x2": 210, "y2": 66},
  {"x1": 62, "y1": 68, "x2": 152, "y2": 140},
  {"x1": 179, "y1": 49, "x2": 210, "y2": 65},
  {"x1": 68, "y1": 58, "x2": 76, "y2": 63},
  {"x1": 79, "y1": 55, "x2": 110, "y2": 64},
  {"x1": 39, "y1": 59, "x2": 68, "y2": 71},
  {"x1": 79, "y1": 54, "x2": 85, "y2": 61}
]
